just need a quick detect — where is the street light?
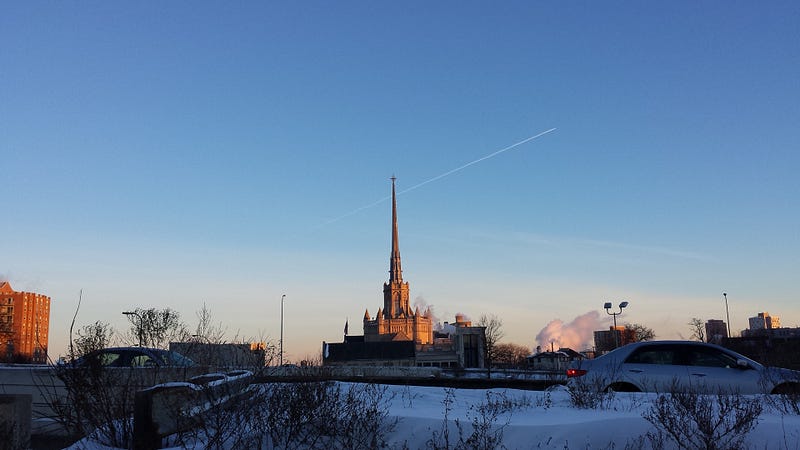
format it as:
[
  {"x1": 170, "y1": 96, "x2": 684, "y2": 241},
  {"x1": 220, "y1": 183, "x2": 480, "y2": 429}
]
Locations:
[
  {"x1": 723, "y1": 292, "x2": 731, "y2": 338},
  {"x1": 280, "y1": 294, "x2": 286, "y2": 366},
  {"x1": 604, "y1": 301, "x2": 629, "y2": 349},
  {"x1": 123, "y1": 310, "x2": 144, "y2": 347}
]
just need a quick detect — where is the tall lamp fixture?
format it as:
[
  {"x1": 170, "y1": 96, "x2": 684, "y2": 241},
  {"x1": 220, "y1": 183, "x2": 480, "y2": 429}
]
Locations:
[
  {"x1": 122, "y1": 310, "x2": 144, "y2": 347},
  {"x1": 604, "y1": 301, "x2": 629, "y2": 349},
  {"x1": 280, "y1": 294, "x2": 286, "y2": 366},
  {"x1": 723, "y1": 292, "x2": 731, "y2": 338}
]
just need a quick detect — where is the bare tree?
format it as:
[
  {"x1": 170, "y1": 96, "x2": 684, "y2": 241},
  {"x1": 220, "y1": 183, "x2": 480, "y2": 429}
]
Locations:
[
  {"x1": 624, "y1": 323, "x2": 656, "y2": 342},
  {"x1": 492, "y1": 343, "x2": 531, "y2": 368},
  {"x1": 194, "y1": 303, "x2": 227, "y2": 344},
  {"x1": 476, "y1": 314, "x2": 504, "y2": 374},
  {"x1": 689, "y1": 318, "x2": 706, "y2": 342},
  {"x1": 125, "y1": 307, "x2": 188, "y2": 349},
  {"x1": 74, "y1": 321, "x2": 114, "y2": 357}
]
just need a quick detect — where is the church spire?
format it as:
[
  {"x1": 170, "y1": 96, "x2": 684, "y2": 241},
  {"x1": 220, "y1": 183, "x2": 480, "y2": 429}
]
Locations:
[{"x1": 389, "y1": 176, "x2": 403, "y2": 283}]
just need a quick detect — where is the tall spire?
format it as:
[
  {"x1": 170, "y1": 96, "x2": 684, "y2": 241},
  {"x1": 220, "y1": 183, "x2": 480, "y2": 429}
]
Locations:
[{"x1": 389, "y1": 176, "x2": 403, "y2": 283}]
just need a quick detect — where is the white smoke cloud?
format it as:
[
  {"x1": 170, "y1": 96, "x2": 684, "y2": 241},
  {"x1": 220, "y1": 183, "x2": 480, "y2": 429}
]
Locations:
[
  {"x1": 535, "y1": 311, "x2": 603, "y2": 352},
  {"x1": 413, "y1": 296, "x2": 439, "y2": 325}
]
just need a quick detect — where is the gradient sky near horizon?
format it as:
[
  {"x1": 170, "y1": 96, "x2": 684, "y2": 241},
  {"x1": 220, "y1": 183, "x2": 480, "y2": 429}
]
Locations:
[{"x1": 2, "y1": 2, "x2": 799, "y2": 361}]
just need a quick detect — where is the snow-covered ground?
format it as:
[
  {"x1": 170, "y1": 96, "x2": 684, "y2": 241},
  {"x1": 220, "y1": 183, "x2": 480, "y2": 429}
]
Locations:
[{"x1": 65, "y1": 383, "x2": 800, "y2": 449}]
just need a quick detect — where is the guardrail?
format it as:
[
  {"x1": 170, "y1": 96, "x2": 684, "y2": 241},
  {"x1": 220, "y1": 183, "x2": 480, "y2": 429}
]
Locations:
[{"x1": 133, "y1": 370, "x2": 253, "y2": 450}]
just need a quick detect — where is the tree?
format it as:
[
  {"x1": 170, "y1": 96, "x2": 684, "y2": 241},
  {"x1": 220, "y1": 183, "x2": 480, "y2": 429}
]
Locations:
[
  {"x1": 689, "y1": 318, "x2": 706, "y2": 342},
  {"x1": 74, "y1": 321, "x2": 114, "y2": 357},
  {"x1": 194, "y1": 303, "x2": 227, "y2": 344},
  {"x1": 125, "y1": 307, "x2": 188, "y2": 349},
  {"x1": 624, "y1": 323, "x2": 656, "y2": 342},
  {"x1": 492, "y1": 343, "x2": 531, "y2": 367},
  {"x1": 476, "y1": 313, "x2": 504, "y2": 372}
]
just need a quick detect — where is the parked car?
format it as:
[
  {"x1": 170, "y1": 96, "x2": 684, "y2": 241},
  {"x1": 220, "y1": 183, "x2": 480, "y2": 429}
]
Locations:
[
  {"x1": 70, "y1": 347, "x2": 195, "y2": 368},
  {"x1": 567, "y1": 340, "x2": 800, "y2": 394}
]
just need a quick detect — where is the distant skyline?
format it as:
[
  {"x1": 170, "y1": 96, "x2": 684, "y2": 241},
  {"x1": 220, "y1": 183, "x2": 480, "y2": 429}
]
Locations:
[{"x1": 2, "y1": 2, "x2": 798, "y2": 361}]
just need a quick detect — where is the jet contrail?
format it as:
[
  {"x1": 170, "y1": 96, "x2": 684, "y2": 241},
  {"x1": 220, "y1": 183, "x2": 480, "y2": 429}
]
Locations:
[
  {"x1": 321, "y1": 128, "x2": 556, "y2": 226},
  {"x1": 397, "y1": 128, "x2": 556, "y2": 195}
]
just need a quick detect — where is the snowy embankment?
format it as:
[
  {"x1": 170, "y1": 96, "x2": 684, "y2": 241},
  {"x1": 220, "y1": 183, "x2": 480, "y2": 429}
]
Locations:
[{"x1": 66, "y1": 382, "x2": 800, "y2": 449}]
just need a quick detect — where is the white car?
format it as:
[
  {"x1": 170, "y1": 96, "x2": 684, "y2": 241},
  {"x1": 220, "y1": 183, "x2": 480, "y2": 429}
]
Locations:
[{"x1": 567, "y1": 341, "x2": 800, "y2": 394}]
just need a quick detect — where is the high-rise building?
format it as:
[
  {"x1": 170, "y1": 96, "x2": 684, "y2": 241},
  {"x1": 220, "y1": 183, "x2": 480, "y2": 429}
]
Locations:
[
  {"x1": 749, "y1": 312, "x2": 780, "y2": 331},
  {"x1": 363, "y1": 177, "x2": 434, "y2": 344},
  {"x1": 593, "y1": 326, "x2": 637, "y2": 353},
  {"x1": 705, "y1": 319, "x2": 728, "y2": 343},
  {"x1": 0, "y1": 281, "x2": 51, "y2": 363}
]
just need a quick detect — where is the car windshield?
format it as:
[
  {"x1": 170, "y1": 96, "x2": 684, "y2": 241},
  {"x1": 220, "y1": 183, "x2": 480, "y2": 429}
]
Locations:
[{"x1": 165, "y1": 350, "x2": 194, "y2": 366}]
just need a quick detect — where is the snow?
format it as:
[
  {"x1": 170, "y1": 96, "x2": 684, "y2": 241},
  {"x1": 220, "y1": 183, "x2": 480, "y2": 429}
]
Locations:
[{"x1": 64, "y1": 382, "x2": 800, "y2": 449}]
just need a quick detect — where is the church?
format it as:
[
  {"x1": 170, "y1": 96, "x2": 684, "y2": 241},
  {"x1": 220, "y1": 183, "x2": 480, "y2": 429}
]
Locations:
[
  {"x1": 362, "y1": 177, "x2": 434, "y2": 344},
  {"x1": 323, "y1": 178, "x2": 485, "y2": 369}
]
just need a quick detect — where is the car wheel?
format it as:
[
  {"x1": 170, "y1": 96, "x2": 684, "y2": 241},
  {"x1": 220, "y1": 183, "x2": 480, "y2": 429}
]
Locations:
[
  {"x1": 606, "y1": 382, "x2": 640, "y2": 393},
  {"x1": 771, "y1": 383, "x2": 800, "y2": 395}
]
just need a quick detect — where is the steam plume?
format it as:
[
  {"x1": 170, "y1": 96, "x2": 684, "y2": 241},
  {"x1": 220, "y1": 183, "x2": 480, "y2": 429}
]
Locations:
[{"x1": 535, "y1": 311, "x2": 603, "y2": 351}]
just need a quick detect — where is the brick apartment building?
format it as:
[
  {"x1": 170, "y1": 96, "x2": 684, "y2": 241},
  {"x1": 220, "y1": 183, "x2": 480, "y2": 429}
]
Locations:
[{"x1": 0, "y1": 281, "x2": 51, "y2": 363}]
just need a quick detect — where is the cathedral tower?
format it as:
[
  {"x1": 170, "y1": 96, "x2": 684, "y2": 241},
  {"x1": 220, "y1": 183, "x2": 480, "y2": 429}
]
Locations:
[{"x1": 363, "y1": 177, "x2": 433, "y2": 344}]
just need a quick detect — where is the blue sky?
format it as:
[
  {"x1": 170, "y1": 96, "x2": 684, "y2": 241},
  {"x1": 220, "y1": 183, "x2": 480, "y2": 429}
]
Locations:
[{"x1": 2, "y1": 2, "x2": 798, "y2": 360}]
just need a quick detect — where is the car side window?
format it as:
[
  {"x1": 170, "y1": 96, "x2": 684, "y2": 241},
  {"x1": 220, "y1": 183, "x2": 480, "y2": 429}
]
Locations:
[
  {"x1": 98, "y1": 352, "x2": 122, "y2": 367},
  {"x1": 130, "y1": 354, "x2": 157, "y2": 367},
  {"x1": 625, "y1": 347, "x2": 676, "y2": 365},
  {"x1": 687, "y1": 347, "x2": 739, "y2": 368}
]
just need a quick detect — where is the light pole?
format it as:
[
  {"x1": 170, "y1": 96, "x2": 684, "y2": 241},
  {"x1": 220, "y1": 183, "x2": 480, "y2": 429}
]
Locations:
[
  {"x1": 604, "y1": 301, "x2": 629, "y2": 349},
  {"x1": 723, "y1": 292, "x2": 731, "y2": 338},
  {"x1": 280, "y1": 294, "x2": 286, "y2": 366},
  {"x1": 123, "y1": 310, "x2": 144, "y2": 347}
]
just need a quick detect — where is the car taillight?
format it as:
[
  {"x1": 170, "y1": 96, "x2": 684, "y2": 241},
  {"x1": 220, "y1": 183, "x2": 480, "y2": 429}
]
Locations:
[{"x1": 566, "y1": 368, "x2": 587, "y2": 378}]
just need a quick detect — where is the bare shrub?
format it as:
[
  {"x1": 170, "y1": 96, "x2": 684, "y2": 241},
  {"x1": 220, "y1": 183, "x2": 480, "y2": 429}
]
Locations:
[
  {"x1": 427, "y1": 388, "x2": 457, "y2": 450},
  {"x1": 460, "y1": 391, "x2": 530, "y2": 450},
  {"x1": 643, "y1": 389, "x2": 763, "y2": 450},
  {"x1": 48, "y1": 364, "x2": 142, "y2": 448},
  {"x1": 169, "y1": 383, "x2": 262, "y2": 450},
  {"x1": 428, "y1": 390, "x2": 531, "y2": 450},
  {"x1": 567, "y1": 374, "x2": 616, "y2": 409},
  {"x1": 768, "y1": 389, "x2": 800, "y2": 416},
  {"x1": 243, "y1": 381, "x2": 395, "y2": 449}
]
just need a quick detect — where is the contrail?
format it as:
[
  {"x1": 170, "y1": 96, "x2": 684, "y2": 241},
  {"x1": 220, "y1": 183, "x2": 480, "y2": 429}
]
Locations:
[
  {"x1": 397, "y1": 128, "x2": 556, "y2": 195},
  {"x1": 321, "y1": 128, "x2": 556, "y2": 226}
]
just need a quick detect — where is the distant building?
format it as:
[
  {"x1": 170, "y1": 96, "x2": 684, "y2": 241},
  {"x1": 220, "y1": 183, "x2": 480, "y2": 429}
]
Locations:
[
  {"x1": 323, "y1": 178, "x2": 485, "y2": 369},
  {"x1": 748, "y1": 312, "x2": 780, "y2": 331},
  {"x1": 527, "y1": 348, "x2": 585, "y2": 372},
  {"x1": 705, "y1": 319, "x2": 728, "y2": 343},
  {"x1": 594, "y1": 326, "x2": 636, "y2": 353},
  {"x1": 170, "y1": 341, "x2": 267, "y2": 368},
  {"x1": 0, "y1": 281, "x2": 51, "y2": 363}
]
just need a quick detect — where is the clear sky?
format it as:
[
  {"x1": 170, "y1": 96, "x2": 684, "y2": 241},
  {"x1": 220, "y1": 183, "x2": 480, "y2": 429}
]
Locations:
[{"x1": 2, "y1": 2, "x2": 799, "y2": 361}]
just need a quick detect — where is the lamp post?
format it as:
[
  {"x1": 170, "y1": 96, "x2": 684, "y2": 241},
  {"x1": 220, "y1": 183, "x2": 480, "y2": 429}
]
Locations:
[
  {"x1": 280, "y1": 294, "x2": 286, "y2": 366},
  {"x1": 723, "y1": 292, "x2": 731, "y2": 338},
  {"x1": 123, "y1": 310, "x2": 144, "y2": 347},
  {"x1": 604, "y1": 301, "x2": 629, "y2": 349}
]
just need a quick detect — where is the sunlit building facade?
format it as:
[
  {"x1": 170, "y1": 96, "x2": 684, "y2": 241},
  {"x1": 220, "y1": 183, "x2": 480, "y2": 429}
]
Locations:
[{"x1": 0, "y1": 281, "x2": 51, "y2": 363}]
